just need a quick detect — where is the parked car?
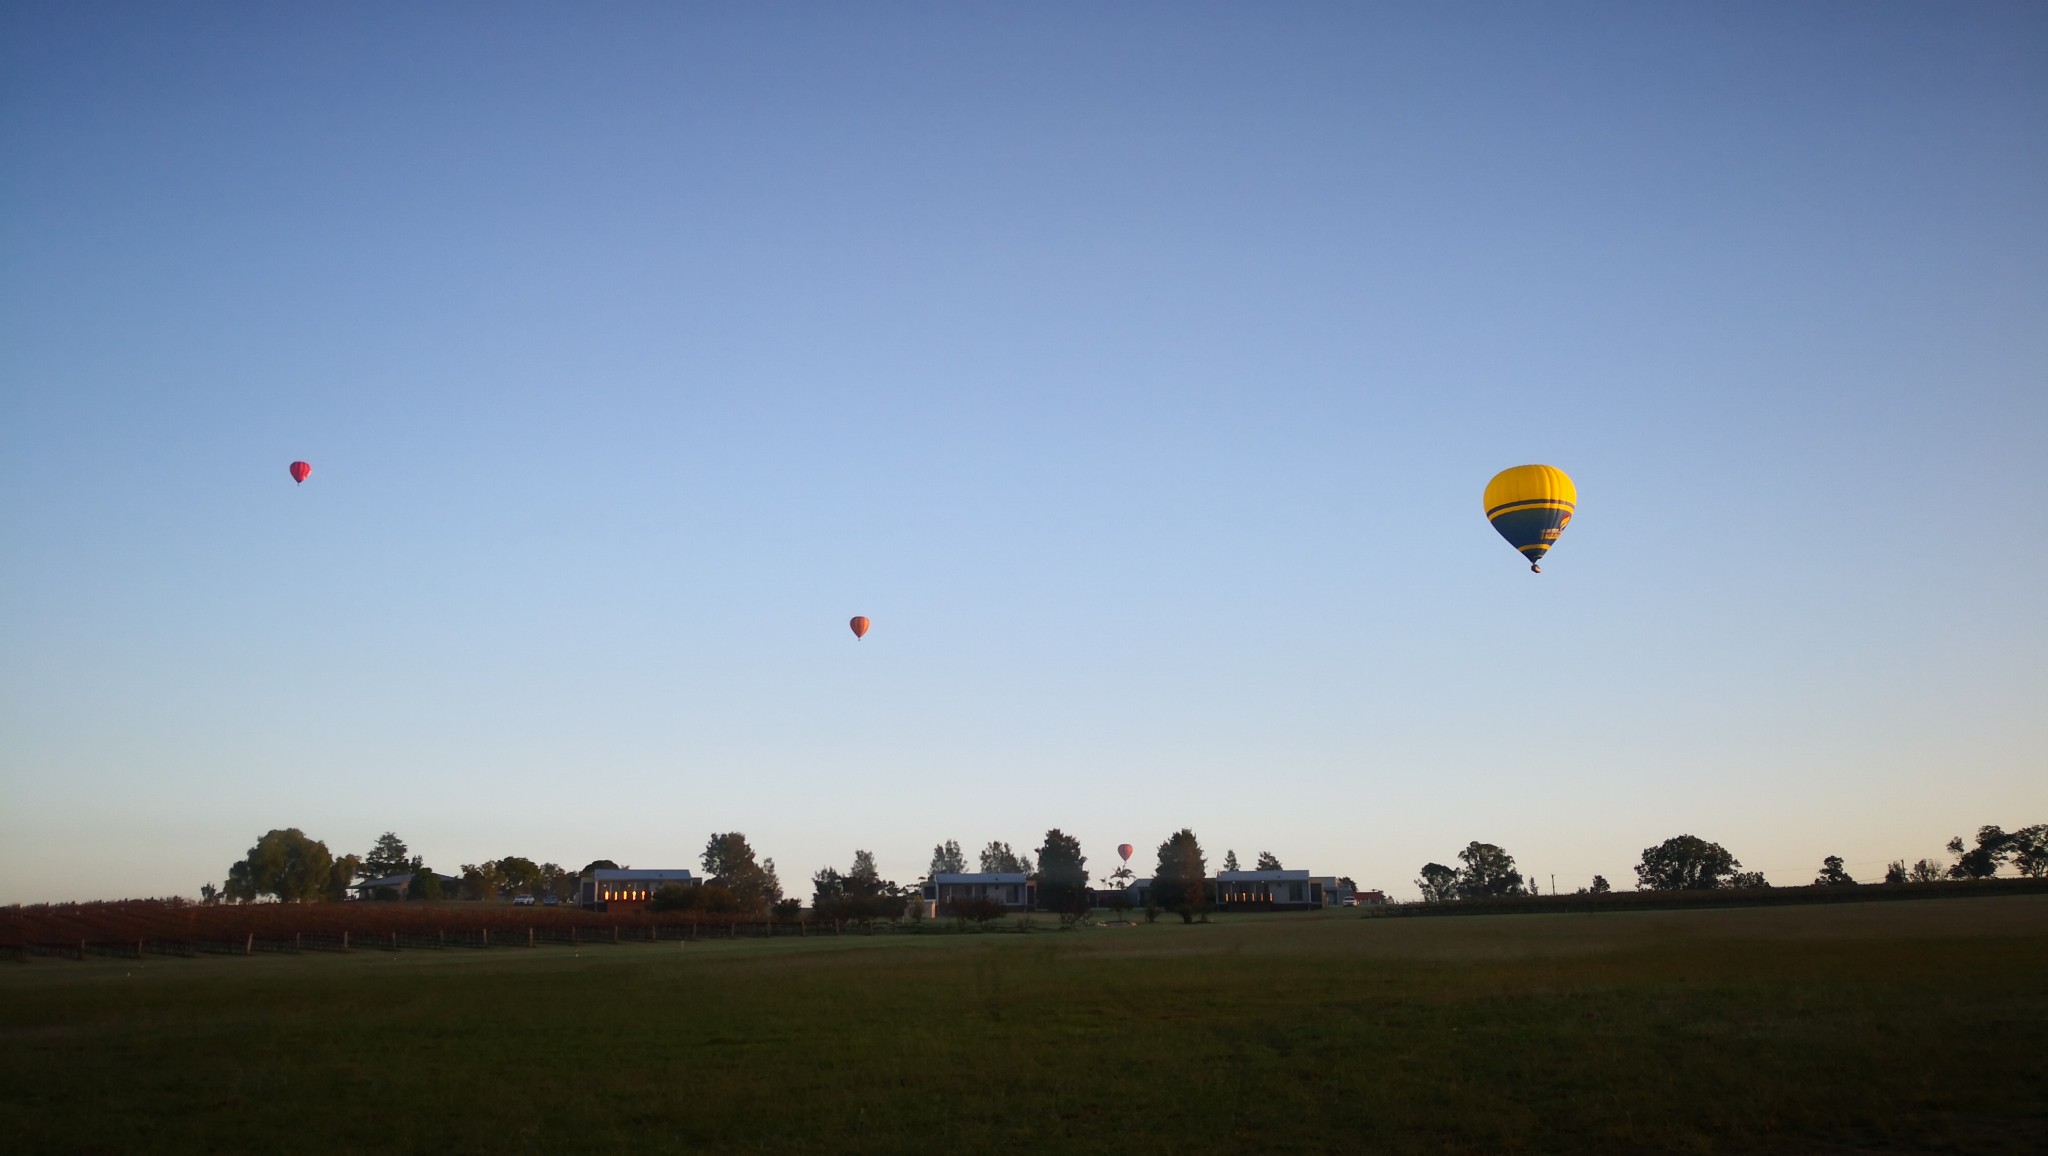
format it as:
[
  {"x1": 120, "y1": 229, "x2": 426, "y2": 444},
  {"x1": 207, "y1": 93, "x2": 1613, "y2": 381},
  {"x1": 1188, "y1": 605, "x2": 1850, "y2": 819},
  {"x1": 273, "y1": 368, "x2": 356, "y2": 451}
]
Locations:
[
  {"x1": 541, "y1": 895, "x2": 559, "y2": 906},
  {"x1": 511, "y1": 895, "x2": 536, "y2": 906}
]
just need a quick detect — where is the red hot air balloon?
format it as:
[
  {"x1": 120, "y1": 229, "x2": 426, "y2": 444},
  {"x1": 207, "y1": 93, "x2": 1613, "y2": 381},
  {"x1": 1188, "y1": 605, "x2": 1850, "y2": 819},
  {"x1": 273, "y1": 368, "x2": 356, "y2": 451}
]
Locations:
[
  {"x1": 1117, "y1": 843, "x2": 1133, "y2": 863},
  {"x1": 289, "y1": 461, "x2": 312, "y2": 485},
  {"x1": 849, "y1": 616, "x2": 871, "y2": 640}
]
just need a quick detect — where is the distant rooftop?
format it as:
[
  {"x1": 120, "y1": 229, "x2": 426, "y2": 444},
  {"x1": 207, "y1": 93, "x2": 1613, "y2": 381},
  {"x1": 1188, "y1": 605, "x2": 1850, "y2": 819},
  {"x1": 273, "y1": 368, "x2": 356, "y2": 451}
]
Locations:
[
  {"x1": 588, "y1": 868, "x2": 694, "y2": 882},
  {"x1": 1217, "y1": 870, "x2": 1312, "y2": 881},
  {"x1": 350, "y1": 872, "x2": 456, "y2": 890},
  {"x1": 931, "y1": 872, "x2": 1029, "y2": 884}
]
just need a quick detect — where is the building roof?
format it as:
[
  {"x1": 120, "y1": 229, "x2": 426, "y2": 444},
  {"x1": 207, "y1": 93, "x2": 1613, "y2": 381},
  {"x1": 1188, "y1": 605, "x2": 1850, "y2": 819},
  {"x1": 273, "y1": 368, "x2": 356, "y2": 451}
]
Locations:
[
  {"x1": 931, "y1": 873, "x2": 1029, "y2": 884},
  {"x1": 349, "y1": 872, "x2": 456, "y2": 890},
  {"x1": 1217, "y1": 870, "x2": 1313, "y2": 882},
  {"x1": 588, "y1": 868, "x2": 694, "y2": 882}
]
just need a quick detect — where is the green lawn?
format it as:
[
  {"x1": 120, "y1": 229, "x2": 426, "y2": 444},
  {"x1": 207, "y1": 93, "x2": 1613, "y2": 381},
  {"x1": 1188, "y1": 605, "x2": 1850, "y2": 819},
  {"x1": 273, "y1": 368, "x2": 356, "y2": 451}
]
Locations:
[{"x1": 5, "y1": 897, "x2": 2046, "y2": 1154}]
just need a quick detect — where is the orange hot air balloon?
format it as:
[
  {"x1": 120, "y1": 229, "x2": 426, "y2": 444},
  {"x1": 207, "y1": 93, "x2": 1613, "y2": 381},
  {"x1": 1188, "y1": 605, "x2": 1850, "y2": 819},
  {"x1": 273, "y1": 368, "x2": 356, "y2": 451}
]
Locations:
[
  {"x1": 1117, "y1": 843, "x2": 1133, "y2": 862},
  {"x1": 289, "y1": 461, "x2": 312, "y2": 484},
  {"x1": 849, "y1": 616, "x2": 871, "y2": 640}
]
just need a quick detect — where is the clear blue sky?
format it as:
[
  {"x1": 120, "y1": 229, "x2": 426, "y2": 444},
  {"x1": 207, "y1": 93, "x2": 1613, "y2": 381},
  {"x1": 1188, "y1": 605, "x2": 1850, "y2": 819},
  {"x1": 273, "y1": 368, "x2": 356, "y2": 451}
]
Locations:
[{"x1": 3, "y1": 3, "x2": 2043, "y2": 904}]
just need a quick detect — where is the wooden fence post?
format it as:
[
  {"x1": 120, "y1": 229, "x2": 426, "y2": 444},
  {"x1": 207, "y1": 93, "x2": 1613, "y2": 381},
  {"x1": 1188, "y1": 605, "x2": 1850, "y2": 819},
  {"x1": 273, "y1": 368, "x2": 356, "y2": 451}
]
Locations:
[
  {"x1": 482, "y1": 928, "x2": 490, "y2": 948},
  {"x1": 79, "y1": 939, "x2": 87, "y2": 961},
  {"x1": 342, "y1": 931, "x2": 349, "y2": 952},
  {"x1": 294, "y1": 932, "x2": 301, "y2": 952},
  {"x1": 528, "y1": 927, "x2": 534, "y2": 948},
  {"x1": 244, "y1": 933, "x2": 253, "y2": 956},
  {"x1": 390, "y1": 931, "x2": 398, "y2": 952},
  {"x1": 137, "y1": 939, "x2": 144, "y2": 959}
]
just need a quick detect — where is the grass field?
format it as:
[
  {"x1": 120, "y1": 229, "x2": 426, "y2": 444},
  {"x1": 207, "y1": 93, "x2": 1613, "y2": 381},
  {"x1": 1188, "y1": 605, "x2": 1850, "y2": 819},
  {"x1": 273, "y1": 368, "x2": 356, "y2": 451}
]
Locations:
[{"x1": 5, "y1": 896, "x2": 2045, "y2": 1154}]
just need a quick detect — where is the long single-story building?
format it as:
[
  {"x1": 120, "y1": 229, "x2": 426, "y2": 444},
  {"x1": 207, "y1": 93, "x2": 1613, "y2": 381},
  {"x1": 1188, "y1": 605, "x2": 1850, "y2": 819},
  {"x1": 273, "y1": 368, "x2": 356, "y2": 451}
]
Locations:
[
  {"x1": 348, "y1": 872, "x2": 461, "y2": 900},
  {"x1": 580, "y1": 868, "x2": 695, "y2": 911},
  {"x1": 922, "y1": 873, "x2": 1034, "y2": 916}
]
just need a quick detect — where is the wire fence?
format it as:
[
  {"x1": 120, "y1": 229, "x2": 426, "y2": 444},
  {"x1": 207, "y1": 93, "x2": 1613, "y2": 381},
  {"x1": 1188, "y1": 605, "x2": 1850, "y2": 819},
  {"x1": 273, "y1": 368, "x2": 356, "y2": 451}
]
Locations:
[{"x1": 0, "y1": 905, "x2": 1075, "y2": 963}]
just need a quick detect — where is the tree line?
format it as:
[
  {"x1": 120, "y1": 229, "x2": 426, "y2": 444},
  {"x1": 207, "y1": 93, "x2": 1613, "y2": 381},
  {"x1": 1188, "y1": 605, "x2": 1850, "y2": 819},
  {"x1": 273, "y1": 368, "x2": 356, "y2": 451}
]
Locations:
[
  {"x1": 206, "y1": 830, "x2": 604, "y2": 906},
  {"x1": 201, "y1": 825, "x2": 1304, "y2": 923},
  {"x1": 1414, "y1": 822, "x2": 2047, "y2": 902}
]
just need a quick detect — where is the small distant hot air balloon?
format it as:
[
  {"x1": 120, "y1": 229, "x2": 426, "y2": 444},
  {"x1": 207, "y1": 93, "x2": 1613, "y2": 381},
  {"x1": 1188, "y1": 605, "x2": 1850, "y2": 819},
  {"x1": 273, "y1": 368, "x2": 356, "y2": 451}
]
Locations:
[
  {"x1": 1483, "y1": 464, "x2": 1575, "y2": 573},
  {"x1": 849, "y1": 616, "x2": 870, "y2": 640},
  {"x1": 1117, "y1": 843, "x2": 1133, "y2": 863},
  {"x1": 289, "y1": 461, "x2": 312, "y2": 485}
]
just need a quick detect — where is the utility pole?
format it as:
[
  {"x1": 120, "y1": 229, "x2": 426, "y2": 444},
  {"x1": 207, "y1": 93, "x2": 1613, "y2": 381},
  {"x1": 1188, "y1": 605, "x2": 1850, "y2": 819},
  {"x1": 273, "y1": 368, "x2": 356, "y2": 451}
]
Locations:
[{"x1": 1550, "y1": 874, "x2": 1555, "y2": 895}]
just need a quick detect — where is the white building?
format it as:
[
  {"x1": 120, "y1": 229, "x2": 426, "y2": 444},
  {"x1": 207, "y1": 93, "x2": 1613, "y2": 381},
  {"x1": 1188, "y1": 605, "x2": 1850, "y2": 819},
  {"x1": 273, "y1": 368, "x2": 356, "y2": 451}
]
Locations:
[
  {"x1": 1215, "y1": 870, "x2": 1323, "y2": 910},
  {"x1": 922, "y1": 872, "x2": 1034, "y2": 915}
]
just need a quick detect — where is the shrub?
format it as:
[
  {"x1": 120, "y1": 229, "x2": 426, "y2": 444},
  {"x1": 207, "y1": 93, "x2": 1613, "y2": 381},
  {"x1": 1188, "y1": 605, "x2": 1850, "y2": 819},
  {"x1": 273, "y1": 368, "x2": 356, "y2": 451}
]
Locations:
[
  {"x1": 949, "y1": 895, "x2": 1008, "y2": 928},
  {"x1": 648, "y1": 883, "x2": 698, "y2": 913}
]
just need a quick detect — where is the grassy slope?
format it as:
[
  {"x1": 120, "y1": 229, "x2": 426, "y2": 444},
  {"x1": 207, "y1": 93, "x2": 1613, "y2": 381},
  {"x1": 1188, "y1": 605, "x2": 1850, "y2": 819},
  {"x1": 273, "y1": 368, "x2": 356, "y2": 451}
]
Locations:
[{"x1": 4, "y1": 897, "x2": 2045, "y2": 1154}]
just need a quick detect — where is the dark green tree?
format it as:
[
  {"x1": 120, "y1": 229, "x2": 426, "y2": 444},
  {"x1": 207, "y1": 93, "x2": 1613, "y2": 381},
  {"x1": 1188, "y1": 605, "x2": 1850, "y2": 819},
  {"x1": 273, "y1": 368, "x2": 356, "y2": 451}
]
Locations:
[
  {"x1": 702, "y1": 832, "x2": 781, "y2": 912},
  {"x1": 496, "y1": 856, "x2": 543, "y2": 896},
  {"x1": 459, "y1": 862, "x2": 506, "y2": 900},
  {"x1": 2010, "y1": 825, "x2": 2048, "y2": 878},
  {"x1": 850, "y1": 850, "x2": 880, "y2": 885},
  {"x1": 1455, "y1": 842, "x2": 1523, "y2": 899},
  {"x1": 813, "y1": 850, "x2": 902, "y2": 925},
  {"x1": 408, "y1": 868, "x2": 445, "y2": 900},
  {"x1": 580, "y1": 859, "x2": 619, "y2": 875},
  {"x1": 327, "y1": 853, "x2": 363, "y2": 901},
  {"x1": 979, "y1": 841, "x2": 1030, "y2": 874},
  {"x1": 1814, "y1": 855, "x2": 1856, "y2": 886},
  {"x1": 1416, "y1": 863, "x2": 1458, "y2": 903},
  {"x1": 1635, "y1": 835, "x2": 1742, "y2": 890},
  {"x1": 362, "y1": 832, "x2": 420, "y2": 879},
  {"x1": 224, "y1": 828, "x2": 336, "y2": 903},
  {"x1": 810, "y1": 866, "x2": 846, "y2": 906},
  {"x1": 1884, "y1": 860, "x2": 1908, "y2": 885},
  {"x1": 1729, "y1": 871, "x2": 1769, "y2": 888},
  {"x1": 1908, "y1": 858, "x2": 1945, "y2": 883},
  {"x1": 929, "y1": 840, "x2": 967, "y2": 877},
  {"x1": 1034, "y1": 829, "x2": 1090, "y2": 917},
  {"x1": 1153, "y1": 829, "x2": 1210, "y2": 923},
  {"x1": 1255, "y1": 851, "x2": 1282, "y2": 871},
  {"x1": 536, "y1": 863, "x2": 573, "y2": 901},
  {"x1": 1946, "y1": 827, "x2": 2012, "y2": 879},
  {"x1": 1589, "y1": 875, "x2": 1612, "y2": 894},
  {"x1": 1222, "y1": 850, "x2": 1240, "y2": 872}
]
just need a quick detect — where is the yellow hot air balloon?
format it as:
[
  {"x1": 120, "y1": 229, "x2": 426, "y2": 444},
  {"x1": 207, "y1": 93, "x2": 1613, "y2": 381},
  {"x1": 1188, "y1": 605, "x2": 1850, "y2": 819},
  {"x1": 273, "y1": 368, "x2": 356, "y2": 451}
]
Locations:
[{"x1": 1483, "y1": 465, "x2": 1576, "y2": 573}]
